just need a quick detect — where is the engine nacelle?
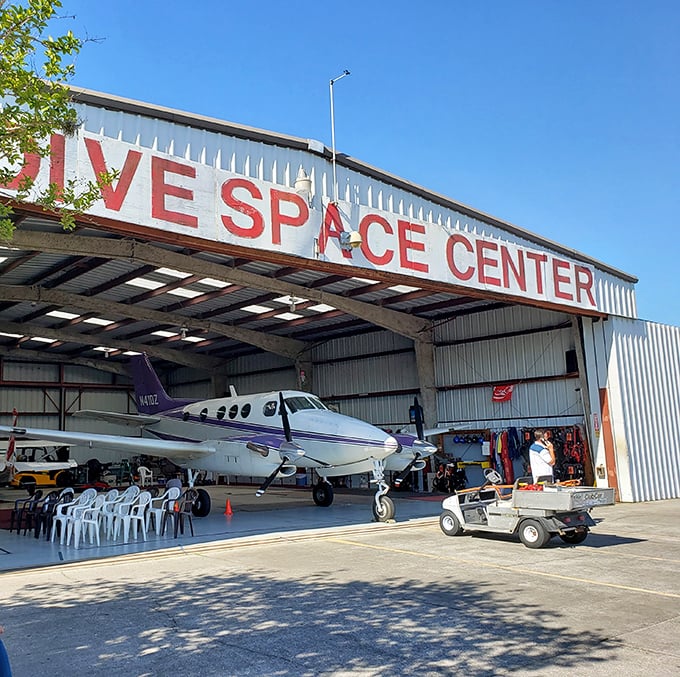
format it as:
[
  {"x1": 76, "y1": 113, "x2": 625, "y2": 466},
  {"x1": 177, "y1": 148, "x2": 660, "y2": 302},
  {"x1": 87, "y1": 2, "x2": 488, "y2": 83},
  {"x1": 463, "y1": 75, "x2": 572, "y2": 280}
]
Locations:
[{"x1": 278, "y1": 464, "x2": 298, "y2": 478}]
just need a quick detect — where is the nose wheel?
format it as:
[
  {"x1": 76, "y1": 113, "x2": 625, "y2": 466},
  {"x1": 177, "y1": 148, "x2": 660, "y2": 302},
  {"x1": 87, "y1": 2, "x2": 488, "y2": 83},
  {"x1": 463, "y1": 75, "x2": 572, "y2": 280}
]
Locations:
[
  {"x1": 372, "y1": 494, "x2": 395, "y2": 521},
  {"x1": 371, "y1": 459, "x2": 395, "y2": 522}
]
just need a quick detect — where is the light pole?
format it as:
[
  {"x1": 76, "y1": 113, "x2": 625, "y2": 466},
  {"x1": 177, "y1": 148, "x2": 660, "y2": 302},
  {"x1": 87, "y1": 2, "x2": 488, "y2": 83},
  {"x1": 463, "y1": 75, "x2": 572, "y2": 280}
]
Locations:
[{"x1": 329, "y1": 70, "x2": 350, "y2": 204}]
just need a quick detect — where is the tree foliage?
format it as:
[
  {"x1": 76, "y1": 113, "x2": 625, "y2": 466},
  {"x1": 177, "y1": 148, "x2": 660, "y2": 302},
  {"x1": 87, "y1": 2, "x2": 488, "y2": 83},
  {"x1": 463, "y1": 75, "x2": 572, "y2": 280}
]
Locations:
[{"x1": 0, "y1": 0, "x2": 112, "y2": 239}]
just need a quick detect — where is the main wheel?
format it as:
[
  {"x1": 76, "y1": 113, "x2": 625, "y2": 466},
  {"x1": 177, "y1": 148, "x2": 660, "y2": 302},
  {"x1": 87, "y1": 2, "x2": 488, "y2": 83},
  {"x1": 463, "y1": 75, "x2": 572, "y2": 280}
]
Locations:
[
  {"x1": 312, "y1": 482, "x2": 334, "y2": 507},
  {"x1": 559, "y1": 528, "x2": 589, "y2": 544},
  {"x1": 373, "y1": 495, "x2": 395, "y2": 522},
  {"x1": 192, "y1": 488, "x2": 211, "y2": 517},
  {"x1": 519, "y1": 519, "x2": 550, "y2": 548},
  {"x1": 439, "y1": 510, "x2": 463, "y2": 536}
]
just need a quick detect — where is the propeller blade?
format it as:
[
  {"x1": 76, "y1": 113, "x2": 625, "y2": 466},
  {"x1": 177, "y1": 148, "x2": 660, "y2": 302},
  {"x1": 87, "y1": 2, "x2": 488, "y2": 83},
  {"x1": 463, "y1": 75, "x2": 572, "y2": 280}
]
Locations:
[
  {"x1": 279, "y1": 392, "x2": 292, "y2": 443},
  {"x1": 255, "y1": 457, "x2": 289, "y2": 497},
  {"x1": 413, "y1": 397, "x2": 424, "y2": 440},
  {"x1": 394, "y1": 453, "x2": 421, "y2": 487}
]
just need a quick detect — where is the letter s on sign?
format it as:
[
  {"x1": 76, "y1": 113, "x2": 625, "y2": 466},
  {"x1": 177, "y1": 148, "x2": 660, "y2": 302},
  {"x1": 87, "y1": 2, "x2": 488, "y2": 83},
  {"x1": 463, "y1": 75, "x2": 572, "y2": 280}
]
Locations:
[{"x1": 220, "y1": 178, "x2": 265, "y2": 238}]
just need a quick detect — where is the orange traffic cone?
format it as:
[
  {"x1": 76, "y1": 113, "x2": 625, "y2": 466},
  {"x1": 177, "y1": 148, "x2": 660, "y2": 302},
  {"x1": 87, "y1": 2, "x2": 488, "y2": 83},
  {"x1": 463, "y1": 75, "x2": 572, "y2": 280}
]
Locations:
[{"x1": 224, "y1": 498, "x2": 233, "y2": 516}]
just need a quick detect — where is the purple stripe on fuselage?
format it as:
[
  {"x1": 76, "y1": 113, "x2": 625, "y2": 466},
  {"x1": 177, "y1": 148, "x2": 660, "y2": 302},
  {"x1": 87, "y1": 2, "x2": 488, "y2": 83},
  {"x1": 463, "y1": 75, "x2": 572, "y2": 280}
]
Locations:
[{"x1": 149, "y1": 410, "x2": 390, "y2": 448}]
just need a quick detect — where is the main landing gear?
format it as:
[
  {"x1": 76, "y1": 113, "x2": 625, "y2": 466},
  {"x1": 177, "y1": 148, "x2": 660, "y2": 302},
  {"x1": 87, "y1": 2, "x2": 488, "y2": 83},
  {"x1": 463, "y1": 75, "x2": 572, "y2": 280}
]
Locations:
[
  {"x1": 312, "y1": 480, "x2": 334, "y2": 507},
  {"x1": 186, "y1": 468, "x2": 211, "y2": 517}
]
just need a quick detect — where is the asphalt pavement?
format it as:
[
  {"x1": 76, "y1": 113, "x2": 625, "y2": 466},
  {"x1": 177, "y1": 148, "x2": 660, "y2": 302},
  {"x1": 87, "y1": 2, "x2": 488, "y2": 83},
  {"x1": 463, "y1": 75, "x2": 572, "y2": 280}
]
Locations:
[{"x1": 0, "y1": 488, "x2": 679, "y2": 676}]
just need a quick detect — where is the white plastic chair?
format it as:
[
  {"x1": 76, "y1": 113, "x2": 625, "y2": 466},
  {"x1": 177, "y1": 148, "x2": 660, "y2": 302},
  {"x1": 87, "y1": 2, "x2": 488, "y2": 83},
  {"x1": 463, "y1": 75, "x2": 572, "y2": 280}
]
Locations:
[
  {"x1": 137, "y1": 466, "x2": 153, "y2": 487},
  {"x1": 71, "y1": 494, "x2": 106, "y2": 549},
  {"x1": 101, "y1": 485, "x2": 140, "y2": 538},
  {"x1": 146, "y1": 486, "x2": 181, "y2": 534},
  {"x1": 51, "y1": 488, "x2": 97, "y2": 544},
  {"x1": 113, "y1": 490, "x2": 152, "y2": 543}
]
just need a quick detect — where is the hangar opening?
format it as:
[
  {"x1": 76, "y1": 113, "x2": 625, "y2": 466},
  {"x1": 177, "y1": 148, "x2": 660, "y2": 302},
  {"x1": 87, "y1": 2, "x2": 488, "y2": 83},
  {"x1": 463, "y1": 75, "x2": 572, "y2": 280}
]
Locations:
[{"x1": 1, "y1": 87, "x2": 679, "y2": 504}]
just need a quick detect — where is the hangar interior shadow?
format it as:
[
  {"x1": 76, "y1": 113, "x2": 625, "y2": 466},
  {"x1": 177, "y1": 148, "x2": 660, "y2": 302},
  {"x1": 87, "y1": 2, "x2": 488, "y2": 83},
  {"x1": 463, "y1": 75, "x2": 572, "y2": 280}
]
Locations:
[{"x1": 2, "y1": 566, "x2": 621, "y2": 676}]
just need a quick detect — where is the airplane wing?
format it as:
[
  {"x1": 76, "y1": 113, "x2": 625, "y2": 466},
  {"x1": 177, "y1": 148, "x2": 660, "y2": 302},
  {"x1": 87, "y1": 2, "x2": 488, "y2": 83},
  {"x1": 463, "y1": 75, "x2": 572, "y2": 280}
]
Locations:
[
  {"x1": 0, "y1": 438, "x2": 75, "y2": 450},
  {"x1": 0, "y1": 424, "x2": 217, "y2": 459},
  {"x1": 73, "y1": 410, "x2": 161, "y2": 427}
]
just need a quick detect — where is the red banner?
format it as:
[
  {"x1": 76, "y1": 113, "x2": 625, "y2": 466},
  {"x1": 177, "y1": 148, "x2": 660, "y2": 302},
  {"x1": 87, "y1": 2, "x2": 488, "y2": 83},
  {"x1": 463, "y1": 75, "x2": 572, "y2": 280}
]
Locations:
[{"x1": 492, "y1": 385, "x2": 515, "y2": 402}]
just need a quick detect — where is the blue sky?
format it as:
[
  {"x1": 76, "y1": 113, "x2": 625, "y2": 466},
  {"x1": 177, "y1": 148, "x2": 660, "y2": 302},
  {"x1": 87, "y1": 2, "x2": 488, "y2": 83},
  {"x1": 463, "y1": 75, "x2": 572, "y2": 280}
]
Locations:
[{"x1": 61, "y1": 1, "x2": 679, "y2": 326}]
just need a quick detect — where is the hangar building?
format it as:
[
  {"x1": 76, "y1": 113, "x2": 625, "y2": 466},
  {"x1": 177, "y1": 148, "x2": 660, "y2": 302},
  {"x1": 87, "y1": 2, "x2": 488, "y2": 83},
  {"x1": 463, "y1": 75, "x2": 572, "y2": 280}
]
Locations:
[{"x1": 1, "y1": 88, "x2": 679, "y2": 502}]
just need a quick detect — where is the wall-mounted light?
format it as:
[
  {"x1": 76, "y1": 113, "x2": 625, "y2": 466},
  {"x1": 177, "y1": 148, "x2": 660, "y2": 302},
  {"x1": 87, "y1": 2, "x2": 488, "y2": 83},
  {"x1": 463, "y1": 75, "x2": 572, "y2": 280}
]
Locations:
[
  {"x1": 294, "y1": 167, "x2": 313, "y2": 206},
  {"x1": 340, "y1": 231, "x2": 362, "y2": 250}
]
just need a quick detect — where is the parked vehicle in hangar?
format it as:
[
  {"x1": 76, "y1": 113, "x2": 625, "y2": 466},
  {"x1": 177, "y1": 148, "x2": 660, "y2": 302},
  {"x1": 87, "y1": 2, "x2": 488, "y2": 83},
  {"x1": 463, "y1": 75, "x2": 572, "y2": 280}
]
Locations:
[
  {"x1": 439, "y1": 468, "x2": 615, "y2": 548},
  {"x1": 0, "y1": 440, "x2": 78, "y2": 490}
]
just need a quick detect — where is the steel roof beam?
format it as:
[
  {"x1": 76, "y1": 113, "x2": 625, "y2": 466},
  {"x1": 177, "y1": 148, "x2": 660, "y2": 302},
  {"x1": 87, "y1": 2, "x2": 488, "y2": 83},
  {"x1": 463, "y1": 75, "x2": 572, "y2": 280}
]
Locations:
[
  {"x1": 0, "y1": 320, "x2": 224, "y2": 371},
  {"x1": 10, "y1": 231, "x2": 432, "y2": 341},
  {"x1": 0, "y1": 284, "x2": 308, "y2": 361},
  {"x1": 0, "y1": 346, "x2": 129, "y2": 377}
]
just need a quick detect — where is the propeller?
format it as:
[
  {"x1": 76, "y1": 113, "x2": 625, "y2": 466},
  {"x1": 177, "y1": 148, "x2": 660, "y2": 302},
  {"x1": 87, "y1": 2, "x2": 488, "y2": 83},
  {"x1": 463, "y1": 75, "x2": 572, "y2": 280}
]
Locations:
[
  {"x1": 394, "y1": 397, "x2": 425, "y2": 487},
  {"x1": 279, "y1": 392, "x2": 292, "y2": 443},
  {"x1": 256, "y1": 393, "x2": 330, "y2": 498},
  {"x1": 277, "y1": 392, "x2": 329, "y2": 465},
  {"x1": 256, "y1": 456, "x2": 290, "y2": 497}
]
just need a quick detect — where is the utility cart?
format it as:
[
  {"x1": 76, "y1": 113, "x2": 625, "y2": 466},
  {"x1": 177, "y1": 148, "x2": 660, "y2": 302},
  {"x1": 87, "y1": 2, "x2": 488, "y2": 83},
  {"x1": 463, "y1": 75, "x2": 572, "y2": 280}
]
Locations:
[{"x1": 439, "y1": 469, "x2": 615, "y2": 548}]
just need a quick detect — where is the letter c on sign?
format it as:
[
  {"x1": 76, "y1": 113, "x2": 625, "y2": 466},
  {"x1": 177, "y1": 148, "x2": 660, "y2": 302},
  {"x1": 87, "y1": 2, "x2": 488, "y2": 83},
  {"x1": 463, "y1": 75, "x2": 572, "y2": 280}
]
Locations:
[{"x1": 446, "y1": 234, "x2": 475, "y2": 280}]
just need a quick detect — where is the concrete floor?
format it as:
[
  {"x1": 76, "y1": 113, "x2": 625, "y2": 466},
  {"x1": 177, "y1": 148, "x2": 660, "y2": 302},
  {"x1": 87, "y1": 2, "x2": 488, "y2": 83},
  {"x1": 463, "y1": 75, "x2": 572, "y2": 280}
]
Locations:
[
  {"x1": 0, "y1": 484, "x2": 439, "y2": 572},
  {"x1": 1, "y1": 488, "x2": 679, "y2": 676}
]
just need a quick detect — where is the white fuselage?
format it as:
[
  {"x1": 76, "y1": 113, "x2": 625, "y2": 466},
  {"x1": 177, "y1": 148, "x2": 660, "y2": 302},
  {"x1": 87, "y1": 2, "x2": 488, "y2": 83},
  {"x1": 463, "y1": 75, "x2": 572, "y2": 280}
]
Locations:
[{"x1": 143, "y1": 390, "x2": 401, "y2": 477}]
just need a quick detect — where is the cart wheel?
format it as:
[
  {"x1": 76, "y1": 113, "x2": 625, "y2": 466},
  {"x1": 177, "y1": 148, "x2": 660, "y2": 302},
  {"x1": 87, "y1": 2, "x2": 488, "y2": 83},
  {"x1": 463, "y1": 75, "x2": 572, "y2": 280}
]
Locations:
[
  {"x1": 519, "y1": 519, "x2": 550, "y2": 548},
  {"x1": 439, "y1": 510, "x2": 463, "y2": 536},
  {"x1": 559, "y1": 528, "x2": 589, "y2": 544}
]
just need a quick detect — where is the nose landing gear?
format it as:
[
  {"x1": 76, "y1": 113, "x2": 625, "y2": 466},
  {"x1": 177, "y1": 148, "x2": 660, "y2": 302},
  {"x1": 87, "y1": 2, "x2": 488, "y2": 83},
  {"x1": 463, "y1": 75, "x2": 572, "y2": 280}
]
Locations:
[{"x1": 371, "y1": 459, "x2": 395, "y2": 522}]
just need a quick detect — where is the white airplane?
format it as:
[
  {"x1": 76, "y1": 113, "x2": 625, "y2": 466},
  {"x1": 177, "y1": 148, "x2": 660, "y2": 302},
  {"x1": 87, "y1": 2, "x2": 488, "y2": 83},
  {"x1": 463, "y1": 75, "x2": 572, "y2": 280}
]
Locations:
[{"x1": 0, "y1": 354, "x2": 437, "y2": 521}]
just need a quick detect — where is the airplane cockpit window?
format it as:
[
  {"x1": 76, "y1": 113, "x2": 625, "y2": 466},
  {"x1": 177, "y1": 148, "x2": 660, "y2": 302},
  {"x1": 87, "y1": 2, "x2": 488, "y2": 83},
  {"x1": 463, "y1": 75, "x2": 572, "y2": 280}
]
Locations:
[
  {"x1": 284, "y1": 396, "x2": 326, "y2": 413},
  {"x1": 308, "y1": 396, "x2": 327, "y2": 410},
  {"x1": 263, "y1": 401, "x2": 277, "y2": 417},
  {"x1": 200, "y1": 408, "x2": 208, "y2": 422},
  {"x1": 216, "y1": 405, "x2": 226, "y2": 420},
  {"x1": 228, "y1": 404, "x2": 238, "y2": 419},
  {"x1": 183, "y1": 411, "x2": 190, "y2": 421},
  {"x1": 241, "y1": 403, "x2": 251, "y2": 418}
]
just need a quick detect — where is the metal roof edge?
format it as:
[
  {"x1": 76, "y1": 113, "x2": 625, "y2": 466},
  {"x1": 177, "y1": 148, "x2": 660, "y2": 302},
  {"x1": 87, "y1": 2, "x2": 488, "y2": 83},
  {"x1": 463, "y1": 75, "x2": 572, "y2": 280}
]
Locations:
[{"x1": 67, "y1": 86, "x2": 638, "y2": 284}]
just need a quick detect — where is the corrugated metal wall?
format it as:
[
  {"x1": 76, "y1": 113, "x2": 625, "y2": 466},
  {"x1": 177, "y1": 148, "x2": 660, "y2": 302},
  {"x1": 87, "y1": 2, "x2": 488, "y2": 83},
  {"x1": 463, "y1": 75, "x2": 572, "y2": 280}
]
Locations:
[
  {"x1": 596, "y1": 318, "x2": 680, "y2": 501},
  {"x1": 6, "y1": 312, "x2": 680, "y2": 502},
  {"x1": 0, "y1": 361, "x2": 135, "y2": 464}
]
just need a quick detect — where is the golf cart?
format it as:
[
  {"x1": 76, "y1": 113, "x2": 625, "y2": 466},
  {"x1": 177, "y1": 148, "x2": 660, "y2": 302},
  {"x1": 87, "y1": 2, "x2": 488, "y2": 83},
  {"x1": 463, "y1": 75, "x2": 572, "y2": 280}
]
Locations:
[{"x1": 439, "y1": 468, "x2": 615, "y2": 548}]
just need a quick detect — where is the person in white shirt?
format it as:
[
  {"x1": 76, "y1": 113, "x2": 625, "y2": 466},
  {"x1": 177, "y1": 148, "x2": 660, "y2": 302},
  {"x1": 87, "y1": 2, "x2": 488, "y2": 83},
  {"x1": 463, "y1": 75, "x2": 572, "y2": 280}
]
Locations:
[{"x1": 529, "y1": 430, "x2": 556, "y2": 483}]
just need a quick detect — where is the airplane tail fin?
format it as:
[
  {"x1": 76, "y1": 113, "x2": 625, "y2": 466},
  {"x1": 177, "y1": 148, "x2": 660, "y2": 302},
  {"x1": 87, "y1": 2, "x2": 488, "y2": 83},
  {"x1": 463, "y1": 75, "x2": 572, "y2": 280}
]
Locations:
[{"x1": 128, "y1": 354, "x2": 194, "y2": 414}]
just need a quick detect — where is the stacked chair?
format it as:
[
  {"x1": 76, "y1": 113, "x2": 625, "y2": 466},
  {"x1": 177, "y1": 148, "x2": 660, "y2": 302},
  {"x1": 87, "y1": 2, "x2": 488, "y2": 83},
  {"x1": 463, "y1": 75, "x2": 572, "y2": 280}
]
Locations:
[
  {"x1": 112, "y1": 490, "x2": 152, "y2": 543},
  {"x1": 101, "y1": 485, "x2": 140, "y2": 539},
  {"x1": 50, "y1": 487, "x2": 98, "y2": 545},
  {"x1": 160, "y1": 489, "x2": 198, "y2": 538},
  {"x1": 146, "y1": 486, "x2": 181, "y2": 535},
  {"x1": 70, "y1": 494, "x2": 107, "y2": 549},
  {"x1": 9, "y1": 490, "x2": 43, "y2": 534}
]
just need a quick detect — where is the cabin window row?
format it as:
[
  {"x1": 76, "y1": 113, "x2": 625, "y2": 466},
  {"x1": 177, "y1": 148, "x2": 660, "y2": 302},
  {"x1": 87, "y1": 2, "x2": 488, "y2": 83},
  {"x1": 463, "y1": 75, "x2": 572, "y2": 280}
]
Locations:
[{"x1": 182, "y1": 401, "x2": 278, "y2": 422}]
